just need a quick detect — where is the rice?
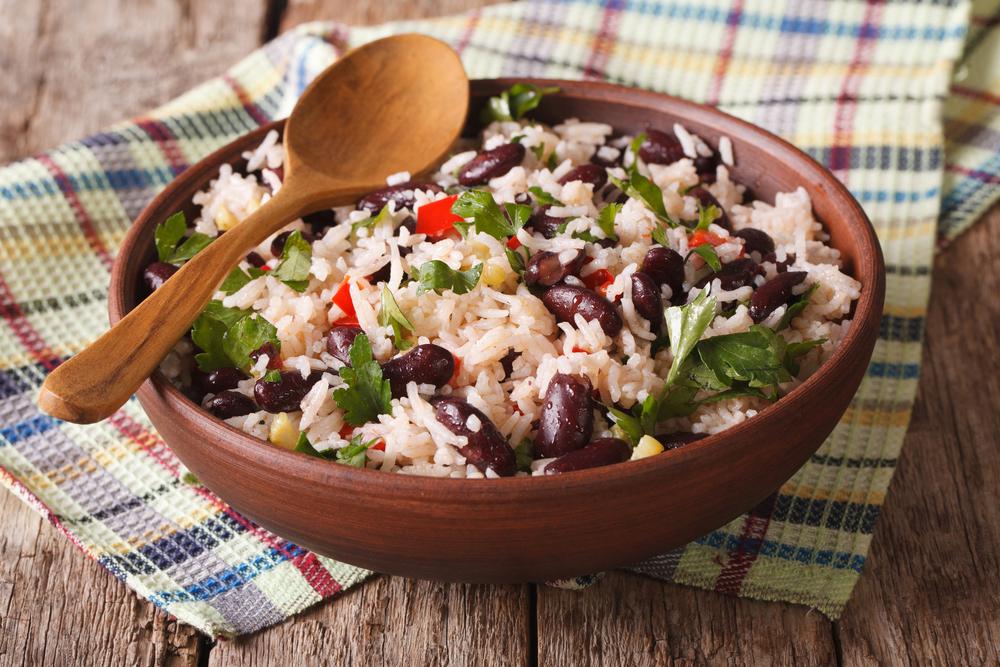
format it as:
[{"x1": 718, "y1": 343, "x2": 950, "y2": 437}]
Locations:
[{"x1": 159, "y1": 95, "x2": 861, "y2": 479}]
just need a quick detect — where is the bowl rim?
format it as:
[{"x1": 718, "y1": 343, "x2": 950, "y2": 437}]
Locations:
[{"x1": 110, "y1": 77, "x2": 885, "y2": 498}]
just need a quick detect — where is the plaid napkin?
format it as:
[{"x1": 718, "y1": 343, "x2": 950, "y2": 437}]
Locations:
[{"x1": 1, "y1": 0, "x2": 997, "y2": 637}]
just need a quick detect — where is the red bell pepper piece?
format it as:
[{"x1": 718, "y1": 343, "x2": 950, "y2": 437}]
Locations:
[
  {"x1": 332, "y1": 276, "x2": 356, "y2": 318},
  {"x1": 688, "y1": 230, "x2": 726, "y2": 248},
  {"x1": 416, "y1": 194, "x2": 462, "y2": 238},
  {"x1": 582, "y1": 268, "x2": 614, "y2": 296}
]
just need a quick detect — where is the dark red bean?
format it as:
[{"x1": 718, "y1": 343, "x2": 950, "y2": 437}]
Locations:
[
  {"x1": 544, "y1": 438, "x2": 631, "y2": 475},
  {"x1": 656, "y1": 432, "x2": 707, "y2": 450},
  {"x1": 514, "y1": 191, "x2": 533, "y2": 206},
  {"x1": 542, "y1": 285, "x2": 623, "y2": 337},
  {"x1": 458, "y1": 143, "x2": 526, "y2": 186},
  {"x1": 733, "y1": 228, "x2": 775, "y2": 257},
  {"x1": 535, "y1": 374, "x2": 594, "y2": 458},
  {"x1": 500, "y1": 348, "x2": 520, "y2": 380},
  {"x1": 302, "y1": 208, "x2": 337, "y2": 235},
  {"x1": 527, "y1": 206, "x2": 565, "y2": 239},
  {"x1": 763, "y1": 252, "x2": 797, "y2": 273},
  {"x1": 689, "y1": 187, "x2": 731, "y2": 230},
  {"x1": 356, "y1": 182, "x2": 443, "y2": 214},
  {"x1": 253, "y1": 371, "x2": 315, "y2": 413},
  {"x1": 523, "y1": 250, "x2": 585, "y2": 287},
  {"x1": 749, "y1": 271, "x2": 808, "y2": 323},
  {"x1": 367, "y1": 262, "x2": 391, "y2": 285},
  {"x1": 590, "y1": 146, "x2": 622, "y2": 168},
  {"x1": 194, "y1": 367, "x2": 247, "y2": 395},
  {"x1": 381, "y1": 344, "x2": 455, "y2": 398},
  {"x1": 639, "y1": 129, "x2": 685, "y2": 165},
  {"x1": 631, "y1": 271, "x2": 664, "y2": 327},
  {"x1": 694, "y1": 154, "x2": 720, "y2": 182},
  {"x1": 399, "y1": 215, "x2": 417, "y2": 235},
  {"x1": 270, "y1": 229, "x2": 312, "y2": 257},
  {"x1": 696, "y1": 258, "x2": 762, "y2": 290},
  {"x1": 143, "y1": 262, "x2": 177, "y2": 292},
  {"x1": 641, "y1": 246, "x2": 685, "y2": 303},
  {"x1": 326, "y1": 326, "x2": 364, "y2": 365},
  {"x1": 432, "y1": 397, "x2": 516, "y2": 476},
  {"x1": 558, "y1": 163, "x2": 608, "y2": 190},
  {"x1": 250, "y1": 342, "x2": 281, "y2": 370},
  {"x1": 206, "y1": 391, "x2": 257, "y2": 419},
  {"x1": 245, "y1": 251, "x2": 267, "y2": 268}
]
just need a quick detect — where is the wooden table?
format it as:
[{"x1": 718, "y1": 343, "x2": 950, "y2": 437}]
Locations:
[{"x1": 2, "y1": 2, "x2": 997, "y2": 664}]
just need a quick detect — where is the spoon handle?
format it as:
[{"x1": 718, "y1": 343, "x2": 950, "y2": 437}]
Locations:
[{"x1": 38, "y1": 185, "x2": 315, "y2": 424}]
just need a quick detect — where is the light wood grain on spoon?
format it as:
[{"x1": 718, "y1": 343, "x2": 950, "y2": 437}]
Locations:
[{"x1": 38, "y1": 34, "x2": 469, "y2": 423}]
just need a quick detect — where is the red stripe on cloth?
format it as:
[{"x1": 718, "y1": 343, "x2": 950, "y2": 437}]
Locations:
[
  {"x1": 713, "y1": 492, "x2": 777, "y2": 595},
  {"x1": 222, "y1": 74, "x2": 271, "y2": 126},
  {"x1": 0, "y1": 270, "x2": 62, "y2": 371},
  {"x1": 706, "y1": 0, "x2": 745, "y2": 105},
  {"x1": 581, "y1": 0, "x2": 625, "y2": 81},
  {"x1": 36, "y1": 154, "x2": 115, "y2": 272},
  {"x1": 134, "y1": 119, "x2": 189, "y2": 176},
  {"x1": 290, "y1": 551, "x2": 343, "y2": 597},
  {"x1": 951, "y1": 84, "x2": 1000, "y2": 107},
  {"x1": 946, "y1": 163, "x2": 1000, "y2": 183},
  {"x1": 454, "y1": 10, "x2": 481, "y2": 54},
  {"x1": 828, "y1": 0, "x2": 885, "y2": 177}
]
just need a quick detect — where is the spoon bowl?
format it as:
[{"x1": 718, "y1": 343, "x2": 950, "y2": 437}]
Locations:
[{"x1": 37, "y1": 34, "x2": 469, "y2": 424}]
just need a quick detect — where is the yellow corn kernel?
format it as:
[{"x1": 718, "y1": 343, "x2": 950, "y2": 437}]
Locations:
[
  {"x1": 215, "y1": 205, "x2": 240, "y2": 231},
  {"x1": 481, "y1": 262, "x2": 506, "y2": 288},
  {"x1": 468, "y1": 239, "x2": 492, "y2": 260},
  {"x1": 631, "y1": 435, "x2": 664, "y2": 460},
  {"x1": 269, "y1": 412, "x2": 299, "y2": 450}
]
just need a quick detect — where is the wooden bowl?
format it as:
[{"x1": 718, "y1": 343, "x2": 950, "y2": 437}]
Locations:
[{"x1": 109, "y1": 79, "x2": 885, "y2": 582}]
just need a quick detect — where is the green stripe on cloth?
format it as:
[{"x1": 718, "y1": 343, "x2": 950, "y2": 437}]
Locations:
[{"x1": 1, "y1": 0, "x2": 996, "y2": 636}]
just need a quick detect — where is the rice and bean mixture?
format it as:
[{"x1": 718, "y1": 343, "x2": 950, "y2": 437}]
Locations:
[{"x1": 151, "y1": 84, "x2": 861, "y2": 479}]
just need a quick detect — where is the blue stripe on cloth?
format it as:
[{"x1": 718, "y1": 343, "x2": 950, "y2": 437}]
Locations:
[
  {"x1": 867, "y1": 362, "x2": 921, "y2": 379},
  {"x1": 0, "y1": 414, "x2": 60, "y2": 445},
  {"x1": 696, "y1": 530, "x2": 867, "y2": 572}
]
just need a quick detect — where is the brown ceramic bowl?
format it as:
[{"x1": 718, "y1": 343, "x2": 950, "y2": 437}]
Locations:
[{"x1": 109, "y1": 79, "x2": 884, "y2": 582}]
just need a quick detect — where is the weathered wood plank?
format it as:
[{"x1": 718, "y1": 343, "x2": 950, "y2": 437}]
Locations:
[
  {"x1": 836, "y1": 204, "x2": 1000, "y2": 666},
  {"x1": 280, "y1": 0, "x2": 504, "y2": 29},
  {"x1": 207, "y1": 578, "x2": 531, "y2": 667},
  {"x1": 536, "y1": 572, "x2": 836, "y2": 666}
]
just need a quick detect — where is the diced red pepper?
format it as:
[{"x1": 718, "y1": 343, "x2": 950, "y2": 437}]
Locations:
[
  {"x1": 571, "y1": 346, "x2": 588, "y2": 354},
  {"x1": 259, "y1": 265, "x2": 271, "y2": 272},
  {"x1": 370, "y1": 440, "x2": 386, "y2": 452},
  {"x1": 449, "y1": 354, "x2": 462, "y2": 386},
  {"x1": 506, "y1": 235, "x2": 522, "y2": 250},
  {"x1": 582, "y1": 268, "x2": 614, "y2": 296},
  {"x1": 416, "y1": 194, "x2": 462, "y2": 238},
  {"x1": 689, "y1": 230, "x2": 726, "y2": 248},
  {"x1": 334, "y1": 315, "x2": 360, "y2": 327},
  {"x1": 338, "y1": 424, "x2": 354, "y2": 439},
  {"x1": 332, "y1": 276, "x2": 356, "y2": 318}
]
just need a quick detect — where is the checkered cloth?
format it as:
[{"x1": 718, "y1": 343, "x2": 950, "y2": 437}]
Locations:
[{"x1": 1, "y1": 0, "x2": 997, "y2": 637}]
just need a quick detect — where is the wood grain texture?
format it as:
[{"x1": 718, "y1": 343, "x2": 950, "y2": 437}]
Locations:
[
  {"x1": 836, "y1": 205, "x2": 1000, "y2": 666},
  {"x1": 207, "y1": 578, "x2": 531, "y2": 667}
]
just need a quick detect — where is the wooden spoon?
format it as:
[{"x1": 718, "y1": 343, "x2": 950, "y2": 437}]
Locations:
[{"x1": 38, "y1": 34, "x2": 469, "y2": 424}]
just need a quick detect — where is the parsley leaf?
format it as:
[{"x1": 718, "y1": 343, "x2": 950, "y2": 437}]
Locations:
[
  {"x1": 155, "y1": 211, "x2": 214, "y2": 264},
  {"x1": 651, "y1": 224, "x2": 671, "y2": 248},
  {"x1": 222, "y1": 314, "x2": 280, "y2": 371},
  {"x1": 663, "y1": 290, "x2": 718, "y2": 386},
  {"x1": 694, "y1": 203, "x2": 721, "y2": 232},
  {"x1": 776, "y1": 282, "x2": 819, "y2": 331},
  {"x1": 695, "y1": 324, "x2": 792, "y2": 389},
  {"x1": 220, "y1": 266, "x2": 265, "y2": 295},
  {"x1": 451, "y1": 190, "x2": 531, "y2": 241},
  {"x1": 783, "y1": 338, "x2": 826, "y2": 375},
  {"x1": 191, "y1": 301, "x2": 280, "y2": 373},
  {"x1": 699, "y1": 386, "x2": 771, "y2": 404},
  {"x1": 528, "y1": 186, "x2": 563, "y2": 207},
  {"x1": 332, "y1": 334, "x2": 392, "y2": 426},
  {"x1": 412, "y1": 260, "x2": 483, "y2": 295},
  {"x1": 513, "y1": 439, "x2": 534, "y2": 472},
  {"x1": 607, "y1": 407, "x2": 643, "y2": 447},
  {"x1": 688, "y1": 244, "x2": 722, "y2": 272},
  {"x1": 263, "y1": 369, "x2": 282, "y2": 383},
  {"x1": 294, "y1": 432, "x2": 333, "y2": 459},
  {"x1": 609, "y1": 171, "x2": 676, "y2": 227},
  {"x1": 505, "y1": 247, "x2": 527, "y2": 276},
  {"x1": 596, "y1": 203, "x2": 621, "y2": 242},
  {"x1": 336, "y1": 434, "x2": 378, "y2": 467},
  {"x1": 481, "y1": 83, "x2": 560, "y2": 122},
  {"x1": 628, "y1": 132, "x2": 647, "y2": 165},
  {"x1": 379, "y1": 285, "x2": 415, "y2": 351},
  {"x1": 352, "y1": 204, "x2": 392, "y2": 235},
  {"x1": 658, "y1": 384, "x2": 700, "y2": 419},
  {"x1": 271, "y1": 230, "x2": 312, "y2": 292}
]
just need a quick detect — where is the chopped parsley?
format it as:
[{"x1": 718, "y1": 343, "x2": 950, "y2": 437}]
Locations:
[
  {"x1": 352, "y1": 204, "x2": 392, "y2": 235},
  {"x1": 694, "y1": 203, "x2": 721, "y2": 232},
  {"x1": 687, "y1": 244, "x2": 722, "y2": 272},
  {"x1": 271, "y1": 230, "x2": 312, "y2": 292},
  {"x1": 596, "y1": 203, "x2": 621, "y2": 242},
  {"x1": 609, "y1": 171, "x2": 676, "y2": 227},
  {"x1": 482, "y1": 83, "x2": 560, "y2": 122},
  {"x1": 663, "y1": 290, "x2": 718, "y2": 386},
  {"x1": 776, "y1": 282, "x2": 819, "y2": 331},
  {"x1": 220, "y1": 266, "x2": 265, "y2": 295},
  {"x1": 412, "y1": 260, "x2": 483, "y2": 295},
  {"x1": 451, "y1": 190, "x2": 531, "y2": 241},
  {"x1": 332, "y1": 333, "x2": 392, "y2": 426},
  {"x1": 379, "y1": 285, "x2": 415, "y2": 350},
  {"x1": 505, "y1": 247, "x2": 527, "y2": 276},
  {"x1": 191, "y1": 301, "x2": 280, "y2": 372},
  {"x1": 335, "y1": 434, "x2": 379, "y2": 467},
  {"x1": 528, "y1": 186, "x2": 563, "y2": 207},
  {"x1": 154, "y1": 212, "x2": 213, "y2": 265},
  {"x1": 695, "y1": 324, "x2": 792, "y2": 389},
  {"x1": 513, "y1": 439, "x2": 534, "y2": 472}
]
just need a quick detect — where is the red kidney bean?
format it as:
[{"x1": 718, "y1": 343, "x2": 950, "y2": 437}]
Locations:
[
  {"x1": 542, "y1": 285, "x2": 623, "y2": 336},
  {"x1": 749, "y1": 271, "x2": 808, "y2": 323},
  {"x1": 733, "y1": 228, "x2": 775, "y2": 257},
  {"x1": 641, "y1": 246, "x2": 685, "y2": 303},
  {"x1": 458, "y1": 143, "x2": 526, "y2": 186},
  {"x1": 590, "y1": 145, "x2": 622, "y2": 168},
  {"x1": 245, "y1": 251, "x2": 267, "y2": 268},
  {"x1": 544, "y1": 437, "x2": 631, "y2": 475},
  {"x1": 631, "y1": 271, "x2": 664, "y2": 327},
  {"x1": 253, "y1": 371, "x2": 316, "y2": 413},
  {"x1": 527, "y1": 206, "x2": 565, "y2": 239},
  {"x1": 558, "y1": 163, "x2": 608, "y2": 190},
  {"x1": 639, "y1": 129, "x2": 685, "y2": 165},
  {"x1": 367, "y1": 262, "x2": 392, "y2": 285},
  {"x1": 514, "y1": 191, "x2": 533, "y2": 206},
  {"x1": 696, "y1": 258, "x2": 762, "y2": 290},
  {"x1": 524, "y1": 250, "x2": 585, "y2": 287},
  {"x1": 656, "y1": 431, "x2": 707, "y2": 450},
  {"x1": 250, "y1": 342, "x2": 281, "y2": 370},
  {"x1": 763, "y1": 252, "x2": 797, "y2": 273},
  {"x1": 535, "y1": 374, "x2": 594, "y2": 458},
  {"x1": 500, "y1": 348, "x2": 520, "y2": 380},
  {"x1": 326, "y1": 326, "x2": 364, "y2": 365},
  {"x1": 206, "y1": 390, "x2": 257, "y2": 419},
  {"x1": 356, "y1": 182, "x2": 443, "y2": 214},
  {"x1": 302, "y1": 208, "x2": 337, "y2": 235},
  {"x1": 143, "y1": 262, "x2": 177, "y2": 292},
  {"x1": 270, "y1": 229, "x2": 312, "y2": 257},
  {"x1": 689, "y1": 187, "x2": 731, "y2": 230},
  {"x1": 693, "y1": 154, "x2": 720, "y2": 182},
  {"x1": 194, "y1": 367, "x2": 247, "y2": 395},
  {"x1": 432, "y1": 397, "x2": 517, "y2": 476},
  {"x1": 399, "y1": 215, "x2": 417, "y2": 235},
  {"x1": 381, "y1": 344, "x2": 455, "y2": 398}
]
